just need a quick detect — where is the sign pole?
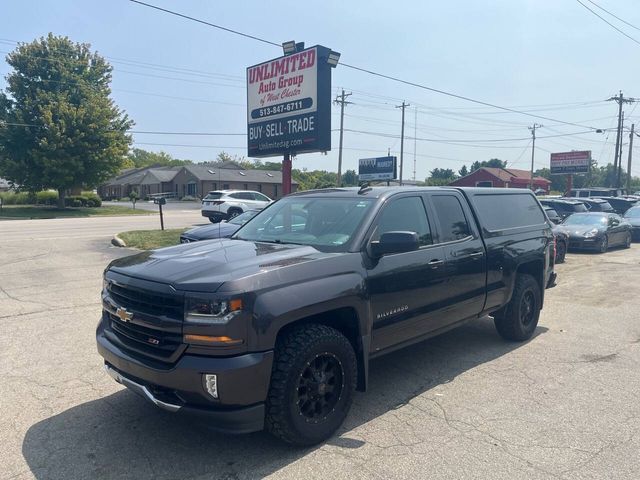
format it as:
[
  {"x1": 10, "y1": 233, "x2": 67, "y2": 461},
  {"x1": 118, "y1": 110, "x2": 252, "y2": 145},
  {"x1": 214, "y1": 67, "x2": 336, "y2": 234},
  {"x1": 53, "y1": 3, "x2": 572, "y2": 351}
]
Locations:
[
  {"x1": 282, "y1": 153, "x2": 292, "y2": 196},
  {"x1": 566, "y1": 174, "x2": 573, "y2": 196},
  {"x1": 158, "y1": 201, "x2": 164, "y2": 231}
]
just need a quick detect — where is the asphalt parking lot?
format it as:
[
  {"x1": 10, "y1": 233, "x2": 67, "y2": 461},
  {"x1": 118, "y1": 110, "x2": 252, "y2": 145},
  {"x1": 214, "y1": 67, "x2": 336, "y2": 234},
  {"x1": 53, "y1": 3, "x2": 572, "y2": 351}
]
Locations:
[{"x1": 1, "y1": 215, "x2": 639, "y2": 480}]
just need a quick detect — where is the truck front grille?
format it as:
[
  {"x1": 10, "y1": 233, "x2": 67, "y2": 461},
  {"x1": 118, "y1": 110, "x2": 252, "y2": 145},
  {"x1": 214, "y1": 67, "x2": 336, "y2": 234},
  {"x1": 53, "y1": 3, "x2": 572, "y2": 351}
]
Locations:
[{"x1": 107, "y1": 281, "x2": 183, "y2": 319}]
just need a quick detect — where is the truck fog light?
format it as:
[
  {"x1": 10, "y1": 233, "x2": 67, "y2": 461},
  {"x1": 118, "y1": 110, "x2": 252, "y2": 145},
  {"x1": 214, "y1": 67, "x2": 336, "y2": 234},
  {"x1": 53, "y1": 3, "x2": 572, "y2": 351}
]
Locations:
[{"x1": 203, "y1": 374, "x2": 218, "y2": 399}]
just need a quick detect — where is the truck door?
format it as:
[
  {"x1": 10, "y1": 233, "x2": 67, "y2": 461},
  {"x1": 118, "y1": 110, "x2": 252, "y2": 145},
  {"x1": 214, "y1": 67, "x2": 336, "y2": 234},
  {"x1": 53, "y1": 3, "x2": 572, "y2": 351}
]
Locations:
[
  {"x1": 424, "y1": 192, "x2": 487, "y2": 325},
  {"x1": 366, "y1": 195, "x2": 448, "y2": 353}
]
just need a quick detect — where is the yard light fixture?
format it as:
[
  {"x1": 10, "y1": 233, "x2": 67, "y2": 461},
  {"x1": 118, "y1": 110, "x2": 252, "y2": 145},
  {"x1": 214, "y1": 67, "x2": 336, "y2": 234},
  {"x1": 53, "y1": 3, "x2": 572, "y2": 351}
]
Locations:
[
  {"x1": 327, "y1": 50, "x2": 341, "y2": 67},
  {"x1": 282, "y1": 40, "x2": 297, "y2": 56}
]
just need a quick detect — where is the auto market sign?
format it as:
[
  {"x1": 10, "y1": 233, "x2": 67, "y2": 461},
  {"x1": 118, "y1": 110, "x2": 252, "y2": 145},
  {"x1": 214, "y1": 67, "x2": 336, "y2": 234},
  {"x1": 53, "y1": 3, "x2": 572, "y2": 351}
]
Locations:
[
  {"x1": 247, "y1": 45, "x2": 332, "y2": 157},
  {"x1": 550, "y1": 151, "x2": 591, "y2": 174},
  {"x1": 358, "y1": 156, "x2": 398, "y2": 181}
]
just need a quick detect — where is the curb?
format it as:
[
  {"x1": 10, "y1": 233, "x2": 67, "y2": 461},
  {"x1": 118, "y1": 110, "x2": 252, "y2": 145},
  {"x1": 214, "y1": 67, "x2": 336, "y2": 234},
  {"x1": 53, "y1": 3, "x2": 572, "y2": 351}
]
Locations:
[{"x1": 111, "y1": 233, "x2": 126, "y2": 247}]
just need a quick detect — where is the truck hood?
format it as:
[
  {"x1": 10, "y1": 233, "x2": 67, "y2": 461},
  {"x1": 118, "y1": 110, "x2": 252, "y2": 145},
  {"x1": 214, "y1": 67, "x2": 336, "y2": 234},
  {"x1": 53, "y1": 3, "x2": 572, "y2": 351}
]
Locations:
[{"x1": 108, "y1": 239, "x2": 334, "y2": 292}]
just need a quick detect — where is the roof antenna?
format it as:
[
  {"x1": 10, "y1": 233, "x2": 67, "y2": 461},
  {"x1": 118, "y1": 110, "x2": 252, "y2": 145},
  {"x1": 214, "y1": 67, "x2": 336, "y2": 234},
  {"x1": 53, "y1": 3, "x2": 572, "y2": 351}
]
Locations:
[{"x1": 358, "y1": 182, "x2": 371, "y2": 195}]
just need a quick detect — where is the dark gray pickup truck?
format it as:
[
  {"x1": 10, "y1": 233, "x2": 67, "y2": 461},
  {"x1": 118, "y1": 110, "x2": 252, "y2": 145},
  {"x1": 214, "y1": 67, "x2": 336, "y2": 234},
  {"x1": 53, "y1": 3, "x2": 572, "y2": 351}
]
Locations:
[{"x1": 97, "y1": 186, "x2": 555, "y2": 445}]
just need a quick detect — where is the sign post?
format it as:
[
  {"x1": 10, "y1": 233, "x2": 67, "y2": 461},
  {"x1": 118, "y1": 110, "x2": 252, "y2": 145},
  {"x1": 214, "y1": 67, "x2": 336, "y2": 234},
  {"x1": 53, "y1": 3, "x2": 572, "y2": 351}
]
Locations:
[
  {"x1": 358, "y1": 156, "x2": 398, "y2": 183},
  {"x1": 247, "y1": 44, "x2": 335, "y2": 196},
  {"x1": 153, "y1": 197, "x2": 166, "y2": 231}
]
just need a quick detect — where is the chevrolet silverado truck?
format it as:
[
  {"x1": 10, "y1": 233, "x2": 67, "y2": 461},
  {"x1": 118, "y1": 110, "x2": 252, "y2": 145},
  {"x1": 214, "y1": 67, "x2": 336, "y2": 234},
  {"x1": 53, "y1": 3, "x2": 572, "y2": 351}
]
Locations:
[{"x1": 97, "y1": 186, "x2": 556, "y2": 446}]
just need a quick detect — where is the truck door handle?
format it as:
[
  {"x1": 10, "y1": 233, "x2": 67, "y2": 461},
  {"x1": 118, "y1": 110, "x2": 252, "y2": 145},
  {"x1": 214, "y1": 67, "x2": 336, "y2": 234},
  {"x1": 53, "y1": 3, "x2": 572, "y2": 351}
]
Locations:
[
  {"x1": 428, "y1": 259, "x2": 444, "y2": 268},
  {"x1": 468, "y1": 251, "x2": 484, "y2": 258}
]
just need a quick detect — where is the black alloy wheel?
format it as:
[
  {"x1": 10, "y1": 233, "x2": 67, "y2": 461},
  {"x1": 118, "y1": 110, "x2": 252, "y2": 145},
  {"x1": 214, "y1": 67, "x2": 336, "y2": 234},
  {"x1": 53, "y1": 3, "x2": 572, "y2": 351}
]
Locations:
[
  {"x1": 519, "y1": 290, "x2": 536, "y2": 327},
  {"x1": 556, "y1": 241, "x2": 566, "y2": 263},
  {"x1": 599, "y1": 235, "x2": 608, "y2": 253},
  {"x1": 624, "y1": 233, "x2": 632, "y2": 249},
  {"x1": 296, "y1": 353, "x2": 344, "y2": 423}
]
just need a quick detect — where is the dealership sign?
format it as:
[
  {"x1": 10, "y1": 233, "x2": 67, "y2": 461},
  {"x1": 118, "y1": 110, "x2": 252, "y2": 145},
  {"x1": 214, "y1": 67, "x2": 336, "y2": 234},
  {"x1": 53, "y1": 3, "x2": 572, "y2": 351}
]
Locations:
[
  {"x1": 247, "y1": 45, "x2": 332, "y2": 158},
  {"x1": 550, "y1": 151, "x2": 591, "y2": 175},
  {"x1": 358, "y1": 156, "x2": 398, "y2": 181}
]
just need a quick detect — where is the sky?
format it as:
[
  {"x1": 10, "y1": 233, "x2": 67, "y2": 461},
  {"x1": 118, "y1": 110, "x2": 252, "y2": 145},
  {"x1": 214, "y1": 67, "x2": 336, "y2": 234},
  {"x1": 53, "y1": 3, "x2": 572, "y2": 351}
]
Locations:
[{"x1": 2, "y1": 0, "x2": 640, "y2": 179}]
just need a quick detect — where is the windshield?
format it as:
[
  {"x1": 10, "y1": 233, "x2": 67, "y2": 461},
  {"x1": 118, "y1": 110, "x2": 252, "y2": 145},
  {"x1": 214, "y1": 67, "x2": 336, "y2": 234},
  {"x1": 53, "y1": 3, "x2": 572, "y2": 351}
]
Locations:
[
  {"x1": 599, "y1": 202, "x2": 614, "y2": 212},
  {"x1": 204, "y1": 192, "x2": 223, "y2": 200},
  {"x1": 624, "y1": 207, "x2": 640, "y2": 218},
  {"x1": 563, "y1": 214, "x2": 607, "y2": 226},
  {"x1": 228, "y1": 210, "x2": 258, "y2": 225},
  {"x1": 572, "y1": 203, "x2": 588, "y2": 212},
  {"x1": 234, "y1": 196, "x2": 375, "y2": 251}
]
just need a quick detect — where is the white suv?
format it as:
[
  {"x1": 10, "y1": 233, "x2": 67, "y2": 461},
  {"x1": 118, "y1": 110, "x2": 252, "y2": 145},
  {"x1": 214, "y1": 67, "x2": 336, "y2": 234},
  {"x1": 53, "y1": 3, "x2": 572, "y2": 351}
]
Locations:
[{"x1": 201, "y1": 190, "x2": 272, "y2": 223}]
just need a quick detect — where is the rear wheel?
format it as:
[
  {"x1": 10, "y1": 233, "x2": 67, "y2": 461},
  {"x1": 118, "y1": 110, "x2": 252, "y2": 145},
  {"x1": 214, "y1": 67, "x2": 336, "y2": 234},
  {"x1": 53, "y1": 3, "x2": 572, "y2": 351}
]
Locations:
[
  {"x1": 623, "y1": 232, "x2": 632, "y2": 249},
  {"x1": 598, "y1": 235, "x2": 608, "y2": 253},
  {"x1": 556, "y1": 241, "x2": 567, "y2": 263},
  {"x1": 494, "y1": 274, "x2": 541, "y2": 342},
  {"x1": 266, "y1": 324, "x2": 356, "y2": 446}
]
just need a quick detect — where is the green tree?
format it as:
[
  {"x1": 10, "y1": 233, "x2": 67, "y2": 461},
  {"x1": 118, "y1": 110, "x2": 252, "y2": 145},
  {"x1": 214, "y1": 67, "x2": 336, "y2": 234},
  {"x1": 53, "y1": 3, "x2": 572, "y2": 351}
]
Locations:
[
  {"x1": 342, "y1": 169, "x2": 358, "y2": 186},
  {"x1": 126, "y1": 148, "x2": 191, "y2": 168},
  {"x1": 458, "y1": 165, "x2": 469, "y2": 177},
  {"x1": 426, "y1": 167, "x2": 457, "y2": 185},
  {"x1": 0, "y1": 34, "x2": 133, "y2": 207},
  {"x1": 470, "y1": 158, "x2": 507, "y2": 172}
]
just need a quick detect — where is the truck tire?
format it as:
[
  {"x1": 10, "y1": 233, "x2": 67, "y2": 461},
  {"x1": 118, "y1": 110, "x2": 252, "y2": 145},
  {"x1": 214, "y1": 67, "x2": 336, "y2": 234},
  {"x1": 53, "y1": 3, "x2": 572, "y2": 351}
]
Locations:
[
  {"x1": 266, "y1": 324, "x2": 357, "y2": 446},
  {"x1": 494, "y1": 274, "x2": 541, "y2": 341}
]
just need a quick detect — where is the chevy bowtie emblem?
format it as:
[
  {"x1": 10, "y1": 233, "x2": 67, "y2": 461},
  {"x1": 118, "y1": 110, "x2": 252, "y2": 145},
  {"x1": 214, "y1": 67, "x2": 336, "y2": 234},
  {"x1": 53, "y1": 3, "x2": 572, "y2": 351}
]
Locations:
[{"x1": 115, "y1": 307, "x2": 133, "y2": 323}]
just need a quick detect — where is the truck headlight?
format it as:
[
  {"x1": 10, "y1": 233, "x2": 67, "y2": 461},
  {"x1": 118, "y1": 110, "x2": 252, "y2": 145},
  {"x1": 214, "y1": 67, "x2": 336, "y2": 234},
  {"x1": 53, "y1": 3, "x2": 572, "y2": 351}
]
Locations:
[
  {"x1": 584, "y1": 228, "x2": 599, "y2": 238},
  {"x1": 184, "y1": 297, "x2": 242, "y2": 324}
]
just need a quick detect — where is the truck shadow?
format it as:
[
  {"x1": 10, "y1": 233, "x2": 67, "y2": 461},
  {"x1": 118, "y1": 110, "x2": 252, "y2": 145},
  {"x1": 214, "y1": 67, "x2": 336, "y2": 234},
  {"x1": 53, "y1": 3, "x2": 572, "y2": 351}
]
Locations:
[{"x1": 22, "y1": 318, "x2": 546, "y2": 479}]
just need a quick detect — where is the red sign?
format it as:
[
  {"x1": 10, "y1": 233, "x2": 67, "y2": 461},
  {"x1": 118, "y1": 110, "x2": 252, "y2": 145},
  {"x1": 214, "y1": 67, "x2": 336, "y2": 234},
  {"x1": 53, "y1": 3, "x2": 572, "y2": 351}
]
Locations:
[{"x1": 550, "y1": 151, "x2": 591, "y2": 174}]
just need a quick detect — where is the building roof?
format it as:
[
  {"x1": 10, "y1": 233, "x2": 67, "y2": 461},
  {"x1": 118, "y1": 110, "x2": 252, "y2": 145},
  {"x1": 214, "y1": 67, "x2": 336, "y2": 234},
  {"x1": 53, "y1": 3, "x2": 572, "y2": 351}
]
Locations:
[
  {"x1": 0, "y1": 177, "x2": 11, "y2": 189},
  {"x1": 452, "y1": 167, "x2": 550, "y2": 185},
  {"x1": 183, "y1": 164, "x2": 298, "y2": 185}
]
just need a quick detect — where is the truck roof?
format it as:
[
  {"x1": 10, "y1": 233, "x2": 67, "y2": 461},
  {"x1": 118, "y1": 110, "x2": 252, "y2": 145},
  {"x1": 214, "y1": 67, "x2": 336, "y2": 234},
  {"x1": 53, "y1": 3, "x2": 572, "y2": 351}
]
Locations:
[{"x1": 289, "y1": 186, "x2": 538, "y2": 199}]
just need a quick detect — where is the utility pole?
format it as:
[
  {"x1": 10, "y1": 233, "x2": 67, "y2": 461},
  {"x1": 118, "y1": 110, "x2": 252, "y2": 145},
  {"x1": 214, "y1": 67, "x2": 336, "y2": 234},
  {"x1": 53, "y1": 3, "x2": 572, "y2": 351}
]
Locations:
[
  {"x1": 528, "y1": 123, "x2": 543, "y2": 190},
  {"x1": 396, "y1": 101, "x2": 410, "y2": 185},
  {"x1": 618, "y1": 112, "x2": 625, "y2": 188},
  {"x1": 607, "y1": 91, "x2": 636, "y2": 188},
  {"x1": 334, "y1": 89, "x2": 352, "y2": 187},
  {"x1": 413, "y1": 107, "x2": 417, "y2": 181},
  {"x1": 627, "y1": 124, "x2": 635, "y2": 193}
]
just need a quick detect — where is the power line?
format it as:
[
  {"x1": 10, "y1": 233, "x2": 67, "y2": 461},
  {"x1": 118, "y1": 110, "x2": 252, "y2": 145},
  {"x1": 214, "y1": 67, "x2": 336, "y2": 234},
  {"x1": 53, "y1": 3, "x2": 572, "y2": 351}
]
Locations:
[
  {"x1": 575, "y1": 0, "x2": 640, "y2": 47},
  {"x1": 128, "y1": 0, "x2": 606, "y2": 131},
  {"x1": 584, "y1": 0, "x2": 640, "y2": 33},
  {"x1": 130, "y1": 130, "x2": 246, "y2": 136}
]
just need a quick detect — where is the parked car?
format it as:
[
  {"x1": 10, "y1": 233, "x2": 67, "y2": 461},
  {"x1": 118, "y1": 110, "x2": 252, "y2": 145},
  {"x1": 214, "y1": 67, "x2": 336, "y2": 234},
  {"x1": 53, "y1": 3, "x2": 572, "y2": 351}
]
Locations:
[
  {"x1": 539, "y1": 198, "x2": 588, "y2": 219},
  {"x1": 593, "y1": 196, "x2": 637, "y2": 215},
  {"x1": 543, "y1": 206, "x2": 562, "y2": 224},
  {"x1": 562, "y1": 197, "x2": 615, "y2": 213},
  {"x1": 552, "y1": 225, "x2": 569, "y2": 263},
  {"x1": 558, "y1": 212, "x2": 632, "y2": 253},
  {"x1": 568, "y1": 188, "x2": 626, "y2": 198},
  {"x1": 623, "y1": 205, "x2": 640, "y2": 241},
  {"x1": 181, "y1": 209, "x2": 262, "y2": 243},
  {"x1": 98, "y1": 187, "x2": 555, "y2": 446},
  {"x1": 201, "y1": 190, "x2": 272, "y2": 223}
]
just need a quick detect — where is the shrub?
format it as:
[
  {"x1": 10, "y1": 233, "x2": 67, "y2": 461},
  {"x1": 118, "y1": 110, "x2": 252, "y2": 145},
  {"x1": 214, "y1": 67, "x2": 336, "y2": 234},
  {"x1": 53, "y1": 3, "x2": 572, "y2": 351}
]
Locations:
[
  {"x1": 13, "y1": 192, "x2": 31, "y2": 204},
  {"x1": 0, "y1": 192, "x2": 17, "y2": 205},
  {"x1": 65, "y1": 195, "x2": 87, "y2": 207},
  {"x1": 82, "y1": 192, "x2": 102, "y2": 208},
  {"x1": 36, "y1": 190, "x2": 59, "y2": 205},
  {"x1": 71, "y1": 198, "x2": 83, "y2": 207}
]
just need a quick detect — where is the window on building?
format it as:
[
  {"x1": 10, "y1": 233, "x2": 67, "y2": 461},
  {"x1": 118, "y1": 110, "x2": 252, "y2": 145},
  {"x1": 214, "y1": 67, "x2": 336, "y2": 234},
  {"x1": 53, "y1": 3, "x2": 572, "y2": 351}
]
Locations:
[
  {"x1": 476, "y1": 181, "x2": 493, "y2": 187},
  {"x1": 274, "y1": 185, "x2": 278, "y2": 197},
  {"x1": 256, "y1": 184, "x2": 262, "y2": 192},
  {"x1": 223, "y1": 184, "x2": 230, "y2": 190},
  {"x1": 243, "y1": 183, "x2": 248, "y2": 190}
]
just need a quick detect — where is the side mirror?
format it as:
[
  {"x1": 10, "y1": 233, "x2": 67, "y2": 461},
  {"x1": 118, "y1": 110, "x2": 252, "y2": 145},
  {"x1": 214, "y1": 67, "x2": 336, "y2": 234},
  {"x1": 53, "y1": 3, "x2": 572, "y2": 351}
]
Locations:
[{"x1": 370, "y1": 231, "x2": 420, "y2": 258}]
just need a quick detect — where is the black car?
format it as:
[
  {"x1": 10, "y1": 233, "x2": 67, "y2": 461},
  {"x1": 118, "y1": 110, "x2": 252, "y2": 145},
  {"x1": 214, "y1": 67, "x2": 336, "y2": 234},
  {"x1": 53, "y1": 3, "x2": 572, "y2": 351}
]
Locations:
[
  {"x1": 593, "y1": 196, "x2": 637, "y2": 215},
  {"x1": 543, "y1": 206, "x2": 562, "y2": 224},
  {"x1": 558, "y1": 212, "x2": 632, "y2": 253},
  {"x1": 552, "y1": 225, "x2": 569, "y2": 263},
  {"x1": 98, "y1": 187, "x2": 555, "y2": 445},
  {"x1": 563, "y1": 197, "x2": 615, "y2": 213},
  {"x1": 180, "y1": 209, "x2": 261, "y2": 243},
  {"x1": 539, "y1": 198, "x2": 588, "y2": 219},
  {"x1": 623, "y1": 206, "x2": 640, "y2": 241}
]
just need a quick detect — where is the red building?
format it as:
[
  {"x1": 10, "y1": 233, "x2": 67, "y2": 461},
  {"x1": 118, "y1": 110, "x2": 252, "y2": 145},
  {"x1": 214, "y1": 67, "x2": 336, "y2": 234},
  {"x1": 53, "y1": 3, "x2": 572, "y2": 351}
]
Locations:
[{"x1": 449, "y1": 167, "x2": 551, "y2": 193}]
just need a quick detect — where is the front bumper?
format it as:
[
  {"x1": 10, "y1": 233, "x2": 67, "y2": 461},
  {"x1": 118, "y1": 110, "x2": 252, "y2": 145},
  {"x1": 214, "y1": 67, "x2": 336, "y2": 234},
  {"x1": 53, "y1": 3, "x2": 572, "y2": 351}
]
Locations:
[
  {"x1": 567, "y1": 236, "x2": 601, "y2": 250},
  {"x1": 96, "y1": 321, "x2": 273, "y2": 434},
  {"x1": 201, "y1": 210, "x2": 227, "y2": 221}
]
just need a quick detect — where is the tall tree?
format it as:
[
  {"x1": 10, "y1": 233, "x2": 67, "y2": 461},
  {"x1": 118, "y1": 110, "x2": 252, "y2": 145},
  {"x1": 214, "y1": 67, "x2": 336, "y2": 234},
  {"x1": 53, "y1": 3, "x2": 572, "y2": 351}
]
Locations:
[
  {"x1": 470, "y1": 158, "x2": 507, "y2": 172},
  {"x1": 458, "y1": 165, "x2": 469, "y2": 177},
  {"x1": 426, "y1": 167, "x2": 457, "y2": 186},
  {"x1": 0, "y1": 34, "x2": 133, "y2": 207},
  {"x1": 126, "y1": 148, "x2": 191, "y2": 168}
]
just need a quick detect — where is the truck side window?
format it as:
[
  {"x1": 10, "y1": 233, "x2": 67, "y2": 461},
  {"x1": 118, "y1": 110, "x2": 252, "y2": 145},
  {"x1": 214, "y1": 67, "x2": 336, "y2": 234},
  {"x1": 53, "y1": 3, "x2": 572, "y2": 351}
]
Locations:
[
  {"x1": 374, "y1": 196, "x2": 432, "y2": 246},
  {"x1": 431, "y1": 195, "x2": 472, "y2": 242}
]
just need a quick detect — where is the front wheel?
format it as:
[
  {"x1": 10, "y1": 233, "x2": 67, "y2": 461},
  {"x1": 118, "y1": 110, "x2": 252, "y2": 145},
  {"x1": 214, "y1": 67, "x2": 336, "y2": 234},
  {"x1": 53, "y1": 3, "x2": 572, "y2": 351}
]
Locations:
[
  {"x1": 623, "y1": 232, "x2": 632, "y2": 249},
  {"x1": 598, "y1": 235, "x2": 608, "y2": 253},
  {"x1": 494, "y1": 274, "x2": 541, "y2": 341},
  {"x1": 266, "y1": 324, "x2": 357, "y2": 446}
]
